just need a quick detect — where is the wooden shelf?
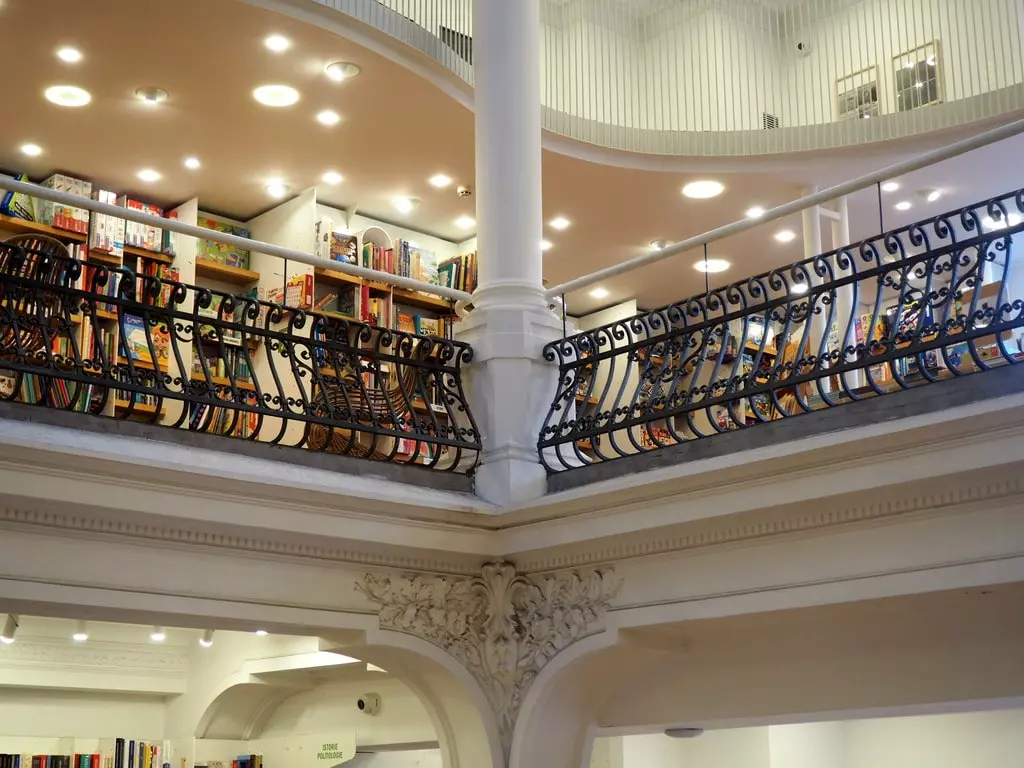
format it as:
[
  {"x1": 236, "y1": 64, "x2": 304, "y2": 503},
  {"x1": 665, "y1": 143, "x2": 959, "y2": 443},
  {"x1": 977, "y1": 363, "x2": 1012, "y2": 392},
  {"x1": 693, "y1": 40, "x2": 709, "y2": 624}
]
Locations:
[
  {"x1": 114, "y1": 399, "x2": 163, "y2": 416},
  {"x1": 87, "y1": 250, "x2": 122, "y2": 267},
  {"x1": 412, "y1": 400, "x2": 449, "y2": 419},
  {"x1": 365, "y1": 280, "x2": 392, "y2": 293},
  {"x1": 94, "y1": 308, "x2": 118, "y2": 322},
  {"x1": 0, "y1": 214, "x2": 88, "y2": 243},
  {"x1": 576, "y1": 392, "x2": 600, "y2": 406},
  {"x1": 117, "y1": 356, "x2": 168, "y2": 373},
  {"x1": 314, "y1": 266, "x2": 362, "y2": 288},
  {"x1": 124, "y1": 245, "x2": 174, "y2": 265},
  {"x1": 195, "y1": 257, "x2": 260, "y2": 285},
  {"x1": 962, "y1": 283, "x2": 1002, "y2": 303},
  {"x1": 391, "y1": 287, "x2": 453, "y2": 312},
  {"x1": 190, "y1": 373, "x2": 255, "y2": 391},
  {"x1": 319, "y1": 309, "x2": 359, "y2": 323},
  {"x1": 745, "y1": 341, "x2": 777, "y2": 356}
]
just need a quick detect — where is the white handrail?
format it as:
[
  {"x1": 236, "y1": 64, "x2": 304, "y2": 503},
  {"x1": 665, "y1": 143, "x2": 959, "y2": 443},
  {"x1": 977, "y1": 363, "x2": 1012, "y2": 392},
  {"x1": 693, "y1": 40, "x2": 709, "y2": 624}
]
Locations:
[
  {"x1": 544, "y1": 118, "x2": 1024, "y2": 300},
  {"x1": 0, "y1": 176, "x2": 473, "y2": 303}
]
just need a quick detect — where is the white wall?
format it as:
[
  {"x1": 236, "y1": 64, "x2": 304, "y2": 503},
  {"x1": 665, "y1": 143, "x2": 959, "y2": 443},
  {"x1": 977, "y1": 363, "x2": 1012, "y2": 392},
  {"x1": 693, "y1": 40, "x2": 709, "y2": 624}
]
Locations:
[{"x1": 601, "y1": 710, "x2": 1024, "y2": 768}]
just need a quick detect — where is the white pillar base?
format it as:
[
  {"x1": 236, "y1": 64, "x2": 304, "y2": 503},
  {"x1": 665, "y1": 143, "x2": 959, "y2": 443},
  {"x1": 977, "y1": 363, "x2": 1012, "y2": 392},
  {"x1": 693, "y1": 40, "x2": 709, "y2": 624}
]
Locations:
[{"x1": 457, "y1": 284, "x2": 564, "y2": 508}]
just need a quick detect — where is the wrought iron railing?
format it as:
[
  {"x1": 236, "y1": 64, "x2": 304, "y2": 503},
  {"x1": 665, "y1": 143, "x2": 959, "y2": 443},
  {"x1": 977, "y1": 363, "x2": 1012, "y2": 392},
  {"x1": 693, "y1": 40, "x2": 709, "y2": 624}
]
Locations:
[
  {"x1": 540, "y1": 189, "x2": 1024, "y2": 472},
  {"x1": 0, "y1": 238, "x2": 481, "y2": 472}
]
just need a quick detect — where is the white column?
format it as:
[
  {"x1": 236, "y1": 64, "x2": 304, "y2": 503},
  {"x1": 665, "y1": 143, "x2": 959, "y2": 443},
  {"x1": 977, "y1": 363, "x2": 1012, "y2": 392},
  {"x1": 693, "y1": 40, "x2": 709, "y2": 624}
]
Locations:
[
  {"x1": 801, "y1": 188, "x2": 828, "y2": 392},
  {"x1": 456, "y1": 0, "x2": 562, "y2": 507}
]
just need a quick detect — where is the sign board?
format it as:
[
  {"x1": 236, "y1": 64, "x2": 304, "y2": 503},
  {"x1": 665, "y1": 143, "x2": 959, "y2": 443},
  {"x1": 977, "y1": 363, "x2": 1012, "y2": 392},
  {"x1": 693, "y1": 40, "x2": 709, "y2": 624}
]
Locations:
[{"x1": 259, "y1": 733, "x2": 357, "y2": 767}]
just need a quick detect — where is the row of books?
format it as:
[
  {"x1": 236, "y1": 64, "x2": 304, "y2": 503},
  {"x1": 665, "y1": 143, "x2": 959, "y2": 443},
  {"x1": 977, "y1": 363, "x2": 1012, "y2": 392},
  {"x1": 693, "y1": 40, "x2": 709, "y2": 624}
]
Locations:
[
  {"x1": 189, "y1": 398, "x2": 259, "y2": 437},
  {"x1": 437, "y1": 252, "x2": 477, "y2": 293},
  {"x1": 133, "y1": 262, "x2": 179, "y2": 308},
  {"x1": 192, "y1": 347, "x2": 253, "y2": 382},
  {"x1": 115, "y1": 367, "x2": 162, "y2": 407}
]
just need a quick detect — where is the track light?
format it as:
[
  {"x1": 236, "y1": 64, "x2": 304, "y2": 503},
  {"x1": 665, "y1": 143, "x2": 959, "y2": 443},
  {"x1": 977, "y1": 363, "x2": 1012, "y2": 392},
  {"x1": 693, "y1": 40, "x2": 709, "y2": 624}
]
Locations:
[
  {"x1": 72, "y1": 620, "x2": 89, "y2": 642},
  {"x1": 1, "y1": 614, "x2": 18, "y2": 644},
  {"x1": 150, "y1": 626, "x2": 166, "y2": 642},
  {"x1": 199, "y1": 629, "x2": 214, "y2": 648}
]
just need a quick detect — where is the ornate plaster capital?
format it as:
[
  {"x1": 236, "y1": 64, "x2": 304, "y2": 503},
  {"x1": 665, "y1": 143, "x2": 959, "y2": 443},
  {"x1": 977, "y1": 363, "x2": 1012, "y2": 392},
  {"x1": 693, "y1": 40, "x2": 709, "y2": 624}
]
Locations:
[{"x1": 358, "y1": 561, "x2": 619, "y2": 758}]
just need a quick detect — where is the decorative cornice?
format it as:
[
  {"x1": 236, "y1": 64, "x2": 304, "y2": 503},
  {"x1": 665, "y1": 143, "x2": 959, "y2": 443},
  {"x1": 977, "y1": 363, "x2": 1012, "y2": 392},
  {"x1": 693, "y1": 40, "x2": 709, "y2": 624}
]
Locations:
[
  {"x1": 357, "y1": 562, "x2": 619, "y2": 760},
  {"x1": 513, "y1": 472, "x2": 1024, "y2": 572},
  {"x1": 0, "y1": 507, "x2": 482, "y2": 575},
  {"x1": 0, "y1": 636, "x2": 188, "y2": 675}
]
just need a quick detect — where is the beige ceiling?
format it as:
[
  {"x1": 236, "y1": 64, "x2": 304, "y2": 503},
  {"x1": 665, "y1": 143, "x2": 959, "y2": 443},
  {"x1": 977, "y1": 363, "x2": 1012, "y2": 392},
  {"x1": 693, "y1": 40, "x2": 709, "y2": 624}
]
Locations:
[{"x1": 0, "y1": 0, "x2": 1018, "y2": 317}]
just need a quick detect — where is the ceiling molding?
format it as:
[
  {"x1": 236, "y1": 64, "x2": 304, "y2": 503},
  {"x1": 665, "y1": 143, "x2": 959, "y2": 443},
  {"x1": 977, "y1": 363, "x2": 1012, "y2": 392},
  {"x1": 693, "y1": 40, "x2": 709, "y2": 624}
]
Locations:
[{"x1": 0, "y1": 635, "x2": 189, "y2": 676}]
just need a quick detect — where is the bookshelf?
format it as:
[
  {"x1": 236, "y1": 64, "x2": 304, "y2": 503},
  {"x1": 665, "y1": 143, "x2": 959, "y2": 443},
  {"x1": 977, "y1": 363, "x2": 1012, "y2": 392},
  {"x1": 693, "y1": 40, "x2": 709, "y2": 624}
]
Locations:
[
  {"x1": 194, "y1": 258, "x2": 260, "y2": 285},
  {"x1": 0, "y1": 213, "x2": 88, "y2": 242}
]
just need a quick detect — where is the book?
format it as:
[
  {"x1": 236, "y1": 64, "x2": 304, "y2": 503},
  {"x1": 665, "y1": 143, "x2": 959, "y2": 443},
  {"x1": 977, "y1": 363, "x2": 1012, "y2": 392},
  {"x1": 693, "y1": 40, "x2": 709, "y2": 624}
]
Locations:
[
  {"x1": 122, "y1": 313, "x2": 170, "y2": 367},
  {"x1": 331, "y1": 233, "x2": 358, "y2": 264},
  {"x1": 198, "y1": 215, "x2": 250, "y2": 269},
  {"x1": 0, "y1": 173, "x2": 36, "y2": 220}
]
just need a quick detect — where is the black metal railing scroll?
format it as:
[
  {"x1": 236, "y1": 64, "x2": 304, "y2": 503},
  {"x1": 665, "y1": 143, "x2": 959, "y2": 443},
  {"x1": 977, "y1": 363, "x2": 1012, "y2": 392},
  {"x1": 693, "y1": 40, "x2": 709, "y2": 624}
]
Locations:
[
  {"x1": 540, "y1": 189, "x2": 1024, "y2": 472},
  {"x1": 0, "y1": 242, "x2": 480, "y2": 472}
]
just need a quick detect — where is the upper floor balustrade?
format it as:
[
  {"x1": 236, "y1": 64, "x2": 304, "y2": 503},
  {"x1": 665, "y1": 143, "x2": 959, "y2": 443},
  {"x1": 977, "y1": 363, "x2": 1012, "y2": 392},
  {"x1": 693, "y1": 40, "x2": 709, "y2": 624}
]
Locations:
[{"x1": 307, "y1": 0, "x2": 1024, "y2": 154}]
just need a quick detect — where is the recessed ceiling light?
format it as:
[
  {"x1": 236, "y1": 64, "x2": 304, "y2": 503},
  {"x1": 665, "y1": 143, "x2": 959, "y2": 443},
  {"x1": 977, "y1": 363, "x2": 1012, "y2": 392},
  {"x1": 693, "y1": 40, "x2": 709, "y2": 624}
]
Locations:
[
  {"x1": 20, "y1": 143, "x2": 42, "y2": 157},
  {"x1": 791, "y1": 282, "x2": 809, "y2": 294},
  {"x1": 253, "y1": 84, "x2": 300, "y2": 107},
  {"x1": 881, "y1": 181, "x2": 900, "y2": 192},
  {"x1": 265, "y1": 179, "x2": 290, "y2": 198},
  {"x1": 774, "y1": 229, "x2": 797, "y2": 243},
  {"x1": 316, "y1": 109, "x2": 341, "y2": 126},
  {"x1": 71, "y1": 620, "x2": 89, "y2": 642},
  {"x1": 136, "y1": 168, "x2": 161, "y2": 183},
  {"x1": 682, "y1": 180, "x2": 724, "y2": 199},
  {"x1": 649, "y1": 239, "x2": 670, "y2": 250},
  {"x1": 895, "y1": 200, "x2": 912, "y2": 211},
  {"x1": 199, "y1": 629, "x2": 214, "y2": 648},
  {"x1": 392, "y1": 196, "x2": 419, "y2": 214},
  {"x1": 135, "y1": 86, "x2": 168, "y2": 105},
  {"x1": 321, "y1": 170, "x2": 343, "y2": 185},
  {"x1": 925, "y1": 189, "x2": 942, "y2": 202},
  {"x1": 56, "y1": 47, "x2": 82, "y2": 64},
  {"x1": 549, "y1": 216, "x2": 571, "y2": 230},
  {"x1": 982, "y1": 213, "x2": 1022, "y2": 231},
  {"x1": 694, "y1": 258, "x2": 730, "y2": 273},
  {"x1": 263, "y1": 34, "x2": 291, "y2": 53},
  {"x1": 455, "y1": 215, "x2": 476, "y2": 230},
  {"x1": 183, "y1": 156, "x2": 201, "y2": 170},
  {"x1": 150, "y1": 626, "x2": 166, "y2": 642},
  {"x1": 429, "y1": 173, "x2": 453, "y2": 189},
  {"x1": 589, "y1": 287, "x2": 610, "y2": 300},
  {"x1": 255, "y1": 629, "x2": 269, "y2": 636},
  {"x1": 541, "y1": 239, "x2": 553, "y2": 251},
  {"x1": 44, "y1": 84, "x2": 91, "y2": 107},
  {"x1": 745, "y1": 206, "x2": 766, "y2": 219},
  {"x1": 325, "y1": 61, "x2": 361, "y2": 82}
]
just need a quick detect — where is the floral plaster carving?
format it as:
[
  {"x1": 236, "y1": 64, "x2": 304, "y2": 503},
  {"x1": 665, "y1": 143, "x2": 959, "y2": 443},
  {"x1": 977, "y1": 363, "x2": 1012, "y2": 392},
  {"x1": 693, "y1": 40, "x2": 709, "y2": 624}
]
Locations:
[{"x1": 358, "y1": 561, "x2": 619, "y2": 758}]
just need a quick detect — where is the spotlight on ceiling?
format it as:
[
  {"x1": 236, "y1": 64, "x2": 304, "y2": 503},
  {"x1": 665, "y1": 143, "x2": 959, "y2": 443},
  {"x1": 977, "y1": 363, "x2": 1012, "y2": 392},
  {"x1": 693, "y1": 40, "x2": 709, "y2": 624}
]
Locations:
[
  {"x1": 20, "y1": 143, "x2": 43, "y2": 157},
  {"x1": 0, "y1": 614, "x2": 18, "y2": 644},
  {"x1": 72, "y1": 620, "x2": 89, "y2": 642},
  {"x1": 150, "y1": 626, "x2": 166, "y2": 643},
  {"x1": 549, "y1": 216, "x2": 571, "y2": 231},
  {"x1": 263, "y1": 34, "x2": 291, "y2": 53},
  {"x1": 665, "y1": 728, "x2": 704, "y2": 739},
  {"x1": 694, "y1": 258, "x2": 730, "y2": 273},
  {"x1": 265, "y1": 179, "x2": 291, "y2": 199},
  {"x1": 881, "y1": 181, "x2": 900, "y2": 192},
  {"x1": 745, "y1": 206, "x2": 766, "y2": 219},
  {"x1": 255, "y1": 629, "x2": 269, "y2": 637},
  {"x1": 774, "y1": 229, "x2": 797, "y2": 243},
  {"x1": 589, "y1": 287, "x2": 609, "y2": 300},
  {"x1": 56, "y1": 47, "x2": 83, "y2": 64},
  {"x1": 649, "y1": 239, "x2": 671, "y2": 250},
  {"x1": 923, "y1": 189, "x2": 942, "y2": 203},
  {"x1": 135, "y1": 86, "x2": 168, "y2": 105},
  {"x1": 429, "y1": 173, "x2": 453, "y2": 189},
  {"x1": 253, "y1": 84, "x2": 300, "y2": 108},
  {"x1": 321, "y1": 170, "x2": 343, "y2": 185},
  {"x1": 183, "y1": 156, "x2": 201, "y2": 170},
  {"x1": 199, "y1": 629, "x2": 215, "y2": 648},
  {"x1": 540, "y1": 240, "x2": 553, "y2": 252},
  {"x1": 44, "y1": 84, "x2": 91, "y2": 107},
  {"x1": 325, "y1": 61, "x2": 361, "y2": 82},
  {"x1": 316, "y1": 109, "x2": 341, "y2": 126},
  {"x1": 682, "y1": 180, "x2": 724, "y2": 199},
  {"x1": 455, "y1": 215, "x2": 476, "y2": 230},
  {"x1": 895, "y1": 200, "x2": 912, "y2": 211},
  {"x1": 392, "y1": 197, "x2": 419, "y2": 214},
  {"x1": 136, "y1": 168, "x2": 161, "y2": 183}
]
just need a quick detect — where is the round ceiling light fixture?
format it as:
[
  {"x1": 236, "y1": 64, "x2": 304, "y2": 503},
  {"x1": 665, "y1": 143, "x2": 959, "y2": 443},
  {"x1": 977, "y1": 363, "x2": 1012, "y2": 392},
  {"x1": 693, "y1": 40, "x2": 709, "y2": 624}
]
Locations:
[
  {"x1": 316, "y1": 109, "x2": 341, "y2": 126},
  {"x1": 20, "y1": 143, "x2": 43, "y2": 157},
  {"x1": 649, "y1": 239, "x2": 671, "y2": 250},
  {"x1": 589, "y1": 287, "x2": 609, "y2": 300},
  {"x1": 392, "y1": 196, "x2": 420, "y2": 214},
  {"x1": 682, "y1": 180, "x2": 724, "y2": 199},
  {"x1": 265, "y1": 179, "x2": 291, "y2": 199},
  {"x1": 694, "y1": 257, "x2": 730, "y2": 273},
  {"x1": 774, "y1": 229, "x2": 797, "y2": 243},
  {"x1": 56, "y1": 46, "x2": 83, "y2": 64},
  {"x1": 253, "y1": 84, "x2": 300, "y2": 108},
  {"x1": 549, "y1": 216, "x2": 572, "y2": 231},
  {"x1": 44, "y1": 84, "x2": 91, "y2": 107},
  {"x1": 321, "y1": 170, "x2": 343, "y2": 185},
  {"x1": 745, "y1": 206, "x2": 766, "y2": 219},
  {"x1": 455, "y1": 215, "x2": 476, "y2": 230},
  {"x1": 895, "y1": 200, "x2": 912, "y2": 211},
  {"x1": 665, "y1": 728, "x2": 704, "y2": 739},
  {"x1": 183, "y1": 156, "x2": 201, "y2": 170},
  {"x1": 263, "y1": 34, "x2": 291, "y2": 53},
  {"x1": 135, "y1": 86, "x2": 168, "y2": 105},
  {"x1": 325, "y1": 61, "x2": 361, "y2": 82},
  {"x1": 136, "y1": 168, "x2": 162, "y2": 183},
  {"x1": 429, "y1": 173, "x2": 453, "y2": 189},
  {"x1": 881, "y1": 181, "x2": 900, "y2": 192},
  {"x1": 540, "y1": 240, "x2": 553, "y2": 252}
]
